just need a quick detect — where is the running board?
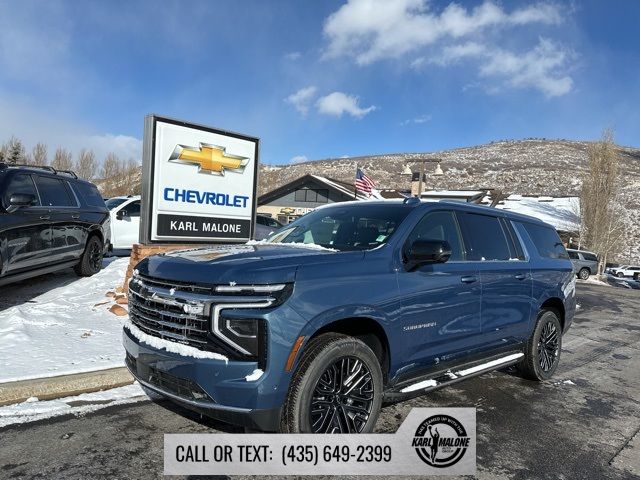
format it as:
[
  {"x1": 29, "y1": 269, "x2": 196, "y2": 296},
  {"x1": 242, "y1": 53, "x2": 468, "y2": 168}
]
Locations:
[{"x1": 384, "y1": 352, "x2": 524, "y2": 402}]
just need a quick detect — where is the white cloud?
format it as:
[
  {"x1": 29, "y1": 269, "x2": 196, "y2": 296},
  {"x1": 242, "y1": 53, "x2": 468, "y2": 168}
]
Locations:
[
  {"x1": 0, "y1": 95, "x2": 142, "y2": 163},
  {"x1": 400, "y1": 114, "x2": 432, "y2": 126},
  {"x1": 284, "y1": 51, "x2": 302, "y2": 61},
  {"x1": 479, "y1": 39, "x2": 574, "y2": 97},
  {"x1": 323, "y1": 0, "x2": 573, "y2": 96},
  {"x1": 290, "y1": 155, "x2": 309, "y2": 164},
  {"x1": 316, "y1": 92, "x2": 376, "y2": 118},
  {"x1": 285, "y1": 86, "x2": 318, "y2": 115}
]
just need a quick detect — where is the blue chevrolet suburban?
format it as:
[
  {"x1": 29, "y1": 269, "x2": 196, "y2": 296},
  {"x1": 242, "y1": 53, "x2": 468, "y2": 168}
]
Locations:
[{"x1": 123, "y1": 199, "x2": 575, "y2": 433}]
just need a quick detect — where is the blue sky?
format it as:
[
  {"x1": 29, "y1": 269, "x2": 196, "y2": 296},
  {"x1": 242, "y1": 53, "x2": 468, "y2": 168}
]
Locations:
[{"x1": 0, "y1": 0, "x2": 639, "y2": 165}]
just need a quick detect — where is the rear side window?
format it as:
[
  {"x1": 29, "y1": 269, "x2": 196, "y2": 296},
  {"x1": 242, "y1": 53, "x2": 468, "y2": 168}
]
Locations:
[
  {"x1": 406, "y1": 211, "x2": 464, "y2": 261},
  {"x1": 34, "y1": 176, "x2": 74, "y2": 207},
  {"x1": 74, "y1": 182, "x2": 105, "y2": 207},
  {"x1": 458, "y1": 213, "x2": 512, "y2": 261},
  {"x1": 581, "y1": 252, "x2": 597, "y2": 262},
  {"x1": 4, "y1": 174, "x2": 40, "y2": 207},
  {"x1": 522, "y1": 222, "x2": 569, "y2": 259}
]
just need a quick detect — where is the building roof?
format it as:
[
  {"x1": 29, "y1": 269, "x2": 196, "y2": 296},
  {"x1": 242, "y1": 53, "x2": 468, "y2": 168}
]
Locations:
[
  {"x1": 487, "y1": 194, "x2": 580, "y2": 232},
  {"x1": 258, "y1": 173, "x2": 372, "y2": 205}
]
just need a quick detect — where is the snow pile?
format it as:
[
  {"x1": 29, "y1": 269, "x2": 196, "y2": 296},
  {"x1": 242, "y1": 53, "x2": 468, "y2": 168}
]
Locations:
[
  {"x1": 245, "y1": 369, "x2": 264, "y2": 381},
  {"x1": 123, "y1": 320, "x2": 228, "y2": 362},
  {"x1": 0, "y1": 383, "x2": 147, "y2": 427},
  {"x1": 0, "y1": 258, "x2": 130, "y2": 383},
  {"x1": 246, "y1": 239, "x2": 338, "y2": 252}
]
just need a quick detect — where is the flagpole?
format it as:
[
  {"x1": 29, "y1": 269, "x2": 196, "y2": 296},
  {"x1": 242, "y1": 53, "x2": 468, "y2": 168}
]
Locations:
[{"x1": 354, "y1": 164, "x2": 358, "y2": 200}]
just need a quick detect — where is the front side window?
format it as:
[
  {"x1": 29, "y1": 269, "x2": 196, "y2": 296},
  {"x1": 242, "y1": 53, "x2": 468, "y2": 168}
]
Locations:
[
  {"x1": 34, "y1": 176, "x2": 74, "y2": 207},
  {"x1": 105, "y1": 198, "x2": 127, "y2": 210},
  {"x1": 568, "y1": 251, "x2": 579, "y2": 260},
  {"x1": 459, "y1": 213, "x2": 512, "y2": 261},
  {"x1": 405, "y1": 211, "x2": 464, "y2": 261},
  {"x1": 3, "y1": 174, "x2": 40, "y2": 207},
  {"x1": 124, "y1": 200, "x2": 141, "y2": 217},
  {"x1": 266, "y1": 204, "x2": 412, "y2": 251}
]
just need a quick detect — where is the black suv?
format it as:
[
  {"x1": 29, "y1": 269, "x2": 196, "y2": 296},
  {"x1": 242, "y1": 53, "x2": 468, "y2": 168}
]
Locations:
[{"x1": 0, "y1": 163, "x2": 110, "y2": 286}]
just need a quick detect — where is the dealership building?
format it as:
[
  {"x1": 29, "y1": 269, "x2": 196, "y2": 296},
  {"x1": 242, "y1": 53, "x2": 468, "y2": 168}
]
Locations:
[{"x1": 257, "y1": 174, "x2": 387, "y2": 224}]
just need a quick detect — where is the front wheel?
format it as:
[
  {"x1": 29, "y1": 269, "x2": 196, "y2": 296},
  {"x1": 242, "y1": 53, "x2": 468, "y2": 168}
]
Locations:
[
  {"x1": 519, "y1": 310, "x2": 562, "y2": 381},
  {"x1": 617, "y1": 272, "x2": 624, "y2": 278},
  {"x1": 74, "y1": 235, "x2": 103, "y2": 277},
  {"x1": 280, "y1": 333, "x2": 383, "y2": 433}
]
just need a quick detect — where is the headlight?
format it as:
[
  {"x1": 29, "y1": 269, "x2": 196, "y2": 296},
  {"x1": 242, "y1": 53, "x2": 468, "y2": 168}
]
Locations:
[{"x1": 218, "y1": 316, "x2": 261, "y2": 356}]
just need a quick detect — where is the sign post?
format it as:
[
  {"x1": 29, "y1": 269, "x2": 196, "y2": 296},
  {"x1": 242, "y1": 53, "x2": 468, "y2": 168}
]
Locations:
[{"x1": 139, "y1": 114, "x2": 259, "y2": 245}]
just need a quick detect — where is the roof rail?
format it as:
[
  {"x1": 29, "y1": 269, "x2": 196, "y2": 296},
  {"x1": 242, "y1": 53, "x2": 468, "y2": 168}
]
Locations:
[
  {"x1": 57, "y1": 170, "x2": 78, "y2": 179},
  {"x1": 0, "y1": 162, "x2": 58, "y2": 173},
  {"x1": 0, "y1": 163, "x2": 78, "y2": 179}
]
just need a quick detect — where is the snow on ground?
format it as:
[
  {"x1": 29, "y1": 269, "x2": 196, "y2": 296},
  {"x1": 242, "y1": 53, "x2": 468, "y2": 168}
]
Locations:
[
  {"x1": 0, "y1": 258, "x2": 129, "y2": 383},
  {"x1": 0, "y1": 383, "x2": 148, "y2": 428}
]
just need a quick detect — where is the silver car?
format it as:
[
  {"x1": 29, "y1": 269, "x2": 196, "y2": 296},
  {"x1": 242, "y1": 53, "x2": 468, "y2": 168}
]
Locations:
[
  {"x1": 254, "y1": 214, "x2": 284, "y2": 240},
  {"x1": 567, "y1": 248, "x2": 599, "y2": 280}
]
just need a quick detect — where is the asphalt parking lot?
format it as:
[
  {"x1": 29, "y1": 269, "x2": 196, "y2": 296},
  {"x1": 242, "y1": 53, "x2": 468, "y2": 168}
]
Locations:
[{"x1": 0, "y1": 282, "x2": 639, "y2": 480}]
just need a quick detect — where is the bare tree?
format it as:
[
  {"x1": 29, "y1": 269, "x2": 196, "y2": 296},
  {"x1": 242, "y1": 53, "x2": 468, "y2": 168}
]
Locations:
[
  {"x1": 579, "y1": 129, "x2": 623, "y2": 274},
  {"x1": 51, "y1": 147, "x2": 74, "y2": 171},
  {"x1": 32, "y1": 143, "x2": 48, "y2": 166},
  {"x1": 75, "y1": 149, "x2": 97, "y2": 180},
  {"x1": 101, "y1": 152, "x2": 121, "y2": 180}
]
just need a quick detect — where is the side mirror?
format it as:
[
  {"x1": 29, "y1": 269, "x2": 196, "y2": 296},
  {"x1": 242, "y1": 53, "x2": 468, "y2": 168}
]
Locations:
[
  {"x1": 116, "y1": 210, "x2": 128, "y2": 220},
  {"x1": 7, "y1": 193, "x2": 36, "y2": 213},
  {"x1": 404, "y1": 239, "x2": 452, "y2": 271}
]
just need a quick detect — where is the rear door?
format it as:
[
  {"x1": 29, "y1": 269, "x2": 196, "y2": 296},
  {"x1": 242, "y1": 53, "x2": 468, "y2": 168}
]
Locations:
[
  {"x1": 457, "y1": 212, "x2": 532, "y2": 347},
  {"x1": 1, "y1": 173, "x2": 52, "y2": 273},
  {"x1": 396, "y1": 210, "x2": 482, "y2": 375},
  {"x1": 34, "y1": 175, "x2": 85, "y2": 263}
]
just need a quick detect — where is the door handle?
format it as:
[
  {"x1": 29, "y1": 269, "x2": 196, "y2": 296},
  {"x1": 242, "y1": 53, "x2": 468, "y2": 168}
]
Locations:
[
  {"x1": 72, "y1": 214, "x2": 80, "y2": 219},
  {"x1": 39, "y1": 215, "x2": 50, "y2": 220},
  {"x1": 515, "y1": 273, "x2": 528, "y2": 280},
  {"x1": 461, "y1": 275, "x2": 478, "y2": 284}
]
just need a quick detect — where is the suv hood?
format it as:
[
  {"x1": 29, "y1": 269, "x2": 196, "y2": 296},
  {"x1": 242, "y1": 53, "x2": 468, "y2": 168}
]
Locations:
[{"x1": 136, "y1": 243, "x2": 363, "y2": 285}]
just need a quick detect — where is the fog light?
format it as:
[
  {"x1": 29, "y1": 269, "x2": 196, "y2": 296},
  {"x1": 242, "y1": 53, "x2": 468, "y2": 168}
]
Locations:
[{"x1": 226, "y1": 318, "x2": 258, "y2": 338}]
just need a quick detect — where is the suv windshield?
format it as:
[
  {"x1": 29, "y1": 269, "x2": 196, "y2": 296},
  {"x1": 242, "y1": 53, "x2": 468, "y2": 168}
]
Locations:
[{"x1": 266, "y1": 203, "x2": 412, "y2": 251}]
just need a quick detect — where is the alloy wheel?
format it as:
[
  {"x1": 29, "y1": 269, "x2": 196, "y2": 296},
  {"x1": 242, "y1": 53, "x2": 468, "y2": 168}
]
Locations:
[
  {"x1": 310, "y1": 356, "x2": 374, "y2": 433},
  {"x1": 89, "y1": 241, "x2": 102, "y2": 272},
  {"x1": 537, "y1": 321, "x2": 559, "y2": 372}
]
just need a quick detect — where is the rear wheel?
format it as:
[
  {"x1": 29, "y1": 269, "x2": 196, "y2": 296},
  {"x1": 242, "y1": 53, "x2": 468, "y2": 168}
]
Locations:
[
  {"x1": 74, "y1": 235, "x2": 103, "y2": 277},
  {"x1": 578, "y1": 268, "x2": 590, "y2": 280},
  {"x1": 280, "y1": 333, "x2": 383, "y2": 433},
  {"x1": 519, "y1": 310, "x2": 562, "y2": 381}
]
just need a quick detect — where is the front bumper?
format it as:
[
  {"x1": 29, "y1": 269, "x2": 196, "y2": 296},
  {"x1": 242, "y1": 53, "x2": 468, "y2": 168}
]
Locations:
[{"x1": 123, "y1": 326, "x2": 282, "y2": 431}]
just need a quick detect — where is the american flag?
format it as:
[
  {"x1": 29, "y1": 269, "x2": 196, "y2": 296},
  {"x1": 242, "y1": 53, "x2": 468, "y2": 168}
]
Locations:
[{"x1": 355, "y1": 168, "x2": 376, "y2": 196}]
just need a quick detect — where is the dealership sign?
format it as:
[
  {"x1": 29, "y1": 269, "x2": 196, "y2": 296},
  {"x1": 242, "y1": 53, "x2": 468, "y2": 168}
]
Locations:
[{"x1": 140, "y1": 115, "x2": 259, "y2": 243}]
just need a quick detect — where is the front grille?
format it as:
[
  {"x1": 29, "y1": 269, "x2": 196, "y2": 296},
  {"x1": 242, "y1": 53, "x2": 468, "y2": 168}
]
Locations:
[
  {"x1": 129, "y1": 274, "x2": 214, "y2": 350},
  {"x1": 128, "y1": 273, "x2": 285, "y2": 357}
]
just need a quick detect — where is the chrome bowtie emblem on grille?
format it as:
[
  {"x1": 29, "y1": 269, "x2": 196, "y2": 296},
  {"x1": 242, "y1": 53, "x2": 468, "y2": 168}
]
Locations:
[{"x1": 168, "y1": 143, "x2": 249, "y2": 176}]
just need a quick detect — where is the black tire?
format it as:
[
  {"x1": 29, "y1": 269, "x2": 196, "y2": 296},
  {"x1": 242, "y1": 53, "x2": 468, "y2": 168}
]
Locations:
[
  {"x1": 617, "y1": 272, "x2": 624, "y2": 278},
  {"x1": 578, "y1": 268, "x2": 590, "y2": 280},
  {"x1": 74, "y1": 235, "x2": 104, "y2": 277},
  {"x1": 280, "y1": 333, "x2": 383, "y2": 434},
  {"x1": 519, "y1": 310, "x2": 562, "y2": 381}
]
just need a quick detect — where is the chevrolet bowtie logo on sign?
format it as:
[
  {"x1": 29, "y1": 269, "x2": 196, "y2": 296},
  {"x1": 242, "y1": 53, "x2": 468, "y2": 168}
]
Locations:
[{"x1": 169, "y1": 143, "x2": 250, "y2": 176}]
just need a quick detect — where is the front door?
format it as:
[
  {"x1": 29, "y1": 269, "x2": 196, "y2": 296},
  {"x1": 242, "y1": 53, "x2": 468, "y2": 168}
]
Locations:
[
  {"x1": 396, "y1": 210, "x2": 482, "y2": 378},
  {"x1": 1, "y1": 173, "x2": 52, "y2": 274},
  {"x1": 112, "y1": 199, "x2": 140, "y2": 249}
]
